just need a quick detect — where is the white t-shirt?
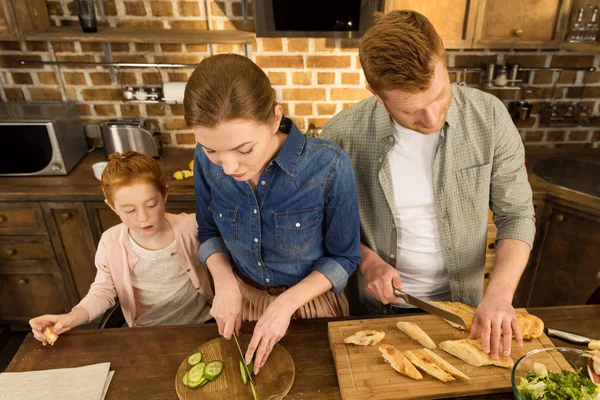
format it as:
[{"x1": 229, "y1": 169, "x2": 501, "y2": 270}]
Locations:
[
  {"x1": 388, "y1": 121, "x2": 451, "y2": 308},
  {"x1": 129, "y1": 236, "x2": 211, "y2": 326}
]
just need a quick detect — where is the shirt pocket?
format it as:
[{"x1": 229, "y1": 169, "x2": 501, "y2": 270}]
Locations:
[
  {"x1": 274, "y1": 208, "x2": 319, "y2": 252},
  {"x1": 208, "y1": 199, "x2": 238, "y2": 242},
  {"x1": 454, "y1": 163, "x2": 493, "y2": 212}
]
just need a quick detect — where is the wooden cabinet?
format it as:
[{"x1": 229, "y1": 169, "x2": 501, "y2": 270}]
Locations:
[
  {"x1": 384, "y1": 0, "x2": 480, "y2": 48},
  {"x1": 0, "y1": 0, "x2": 49, "y2": 40},
  {"x1": 524, "y1": 200, "x2": 600, "y2": 307},
  {"x1": 473, "y1": 0, "x2": 572, "y2": 48}
]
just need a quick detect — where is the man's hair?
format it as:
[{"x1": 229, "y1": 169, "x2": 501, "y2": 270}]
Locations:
[
  {"x1": 184, "y1": 54, "x2": 277, "y2": 128},
  {"x1": 359, "y1": 10, "x2": 446, "y2": 95}
]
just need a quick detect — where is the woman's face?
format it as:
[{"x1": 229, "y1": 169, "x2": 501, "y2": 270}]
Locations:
[{"x1": 192, "y1": 105, "x2": 283, "y2": 183}]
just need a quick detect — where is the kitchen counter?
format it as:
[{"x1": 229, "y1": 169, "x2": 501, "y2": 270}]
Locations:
[{"x1": 6, "y1": 305, "x2": 600, "y2": 400}]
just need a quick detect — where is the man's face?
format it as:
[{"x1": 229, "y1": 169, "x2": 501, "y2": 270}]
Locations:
[{"x1": 371, "y1": 57, "x2": 452, "y2": 135}]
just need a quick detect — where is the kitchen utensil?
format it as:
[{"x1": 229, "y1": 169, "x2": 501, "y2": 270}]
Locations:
[
  {"x1": 233, "y1": 332, "x2": 255, "y2": 386},
  {"x1": 494, "y1": 63, "x2": 508, "y2": 87},
  {"x1": 508, "y1": 64, "x2": 519, "y2": 87},
  {"x1": 485, "y1": 63, "x2": 495, "y2": 87},
  {"x1": 92, "y1": 161, "x2": 108, "y2": 181},
  {"x1": 328, "y1": 312, "x2": 556, "y2": 400},
  {"x1": 392, "y1": 286, "x2": 468, "y2": 329},
  {"x1": 163, "y1": 82, "x2": 186, "y2": 104},
  {"x1": 175, "y1": 335, "x2": 294, "y2": 400},
  {"x1": 76, "y1": 0, "x2": 97, "y2": 33},
  {"x1": 511, "y1": 347, "x2": 600, "y2": 399},
  {"x1": 100, "y1": 118, "x2": 162, "y2": 158},
  {"x1": 509, "y1": 100, "x2": 532, "y2": 121},
  {"x1": 544, "y1": 327, "x2": 596, "y2": 345}
]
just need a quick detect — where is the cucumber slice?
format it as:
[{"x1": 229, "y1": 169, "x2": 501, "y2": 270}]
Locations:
[
  {"x1": 187, "y1": 352, "x2": 202, "y2": 366},
  {"x1": 188, "y1": 376, "x2": 207, "y2": 389},
  {"x1": 204, "y1": 360, "x2": 224, "y2": 381},
  {"x1": 187, "y1": 362, "x2": 206, "y2": 384},
  {"x1": 182, "y1": 371, "x2": 190, "y2": 387}
]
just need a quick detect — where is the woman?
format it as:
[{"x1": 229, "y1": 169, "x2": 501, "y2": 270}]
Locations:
[{"x1": 184, "y1": 54, "x2": 360, "y2": 373}]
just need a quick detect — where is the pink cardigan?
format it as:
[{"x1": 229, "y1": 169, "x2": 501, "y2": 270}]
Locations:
[{"x1": 76, "y1": 213, "x2": 214, "y2": 327}]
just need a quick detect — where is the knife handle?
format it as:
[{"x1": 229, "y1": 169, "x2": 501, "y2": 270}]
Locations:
[
  {"x1": 392, "y1": 287, "x2": 407, "y2": 301},
  {"x1": 545, "y1": 327, "x2": 592, "y2": 345}
]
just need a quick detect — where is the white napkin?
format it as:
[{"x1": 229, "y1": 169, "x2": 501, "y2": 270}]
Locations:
[{"x1": 0, "y1": 362, "x2": 113, "y2": 400}]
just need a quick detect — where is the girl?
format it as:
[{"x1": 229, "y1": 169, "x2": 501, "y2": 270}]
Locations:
[
  {"x1": 29, "y1": 152, "x2": 213, "y2": 344},
  {"x1": 184, "y1": 54, "x2": 361, "y2": 373}
]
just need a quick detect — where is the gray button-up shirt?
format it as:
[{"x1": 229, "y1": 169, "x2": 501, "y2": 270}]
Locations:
[{"x1": 322, "y1": 84, "x2": 535, "y2": 312}]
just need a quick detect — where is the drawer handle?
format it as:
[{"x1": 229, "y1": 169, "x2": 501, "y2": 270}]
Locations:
[
  {"x1": 4, "y1": 248, "x2": 16, "y2": 257},
  {"x1": 554, "y1": 213, "x2": 565, "y2": 223},
  {"x1": 61, "y1": 212, "x2": 73, "y2": 220},
  {"x1": 513, "y1": 29, "x2": 524, "y2": 37},
  {"x1": 0, "y1": 215, "x2": 5, "y2": 223},
  {"x1": 18, "y1": 278, "x2": 28, "y2": 285}
]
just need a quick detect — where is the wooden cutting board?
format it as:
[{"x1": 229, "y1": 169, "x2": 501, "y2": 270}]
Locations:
[
  {"x1": 175, "y1": 334, "x2": 295, "y2": 400},
  {"x1": 328, "y1": 311, "x2": 555, "y2": 400}
]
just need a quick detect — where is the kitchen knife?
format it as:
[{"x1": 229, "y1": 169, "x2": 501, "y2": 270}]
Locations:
[
  {"x1": 545, "y1": 327, "x2": 596, "y2": 345},
  {"x1": 392, "y1": 287, "x2": 469, "y2": 329},
  {"x1": 233, "y1": 332, "x2": 255, "y2": 385}
]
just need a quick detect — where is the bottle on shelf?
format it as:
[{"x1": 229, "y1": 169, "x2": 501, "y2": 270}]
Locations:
[
  {"x1": 585, "y1": 6, "x2": 599, "y2": 43},
  {"x1": 567, "y1": 7, "x2": 586, "y2": 43}
]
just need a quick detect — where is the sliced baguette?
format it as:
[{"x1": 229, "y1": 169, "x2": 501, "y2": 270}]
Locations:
[
  {"x1": 418, "y1": 348, "x2": 471, "y2": 380},
  {"x1": 378, "y1": 344, "x2": 422, "y2": 380},
  {"x1": 44, "y1": 327, "x2": 58, "y2": 346},
  {"x1": 590, "y1": 350, "x2": 600, "y2": 375},
  {"x1": 439, "y1": 339, "x2": 514, "y2": 369},
  {"x1": 344, "y1": 330, "x2": 385, "y2": 346},
  {"x1": 396, "y1": 321, "x2": 436, "y2": 349},
  {"x1": 402, "y1": 349, "x2": 455, "y2": 382},
  {"x1": 429, "y1": 301, "x2": 475, "y2": 330},
  {"x1": 589, "y1": 340, "x2": 600, "y2": 351}
]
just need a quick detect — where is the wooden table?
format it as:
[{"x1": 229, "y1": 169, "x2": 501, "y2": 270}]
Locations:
[{"x1": 6, "y1": 305, "x2": 600, "y2": 400}]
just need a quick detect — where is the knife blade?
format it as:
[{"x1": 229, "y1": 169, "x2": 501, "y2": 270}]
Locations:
[
  {"x1": 233, "y1": 332, "x2": 255, "y2": 385},
  {"x1": 392, "y1": 287, "x2": 469, "y2": 329},
  {"x1": 545, "y1": 327, "x2": 595, "y2": 345}
]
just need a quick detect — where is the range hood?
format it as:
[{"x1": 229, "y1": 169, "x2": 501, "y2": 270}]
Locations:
[{"x1": 255, "y1": 0, "x2": 383, "y2": 38}]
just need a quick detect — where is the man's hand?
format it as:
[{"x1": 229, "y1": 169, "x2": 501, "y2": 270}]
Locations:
[
  {"x1": 469, "y1": 296, "x2": 523, "y2": 359},
  {"x1": 361, "y1": 245, "x2": 402, "y2": 304}
]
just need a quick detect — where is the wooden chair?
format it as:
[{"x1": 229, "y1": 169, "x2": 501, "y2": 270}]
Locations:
[{"x1": 97, "y1": 299, "x2": 126, "y2": 329}]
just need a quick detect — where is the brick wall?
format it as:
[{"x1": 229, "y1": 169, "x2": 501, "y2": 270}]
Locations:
[{"x1": 0, "y1": 0, "x2": 599, "y2": 148}]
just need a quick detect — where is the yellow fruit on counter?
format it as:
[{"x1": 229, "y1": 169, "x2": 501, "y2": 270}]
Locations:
[
  {"x1": 189, "y1": 160, "x2": 194, "y2": 171},
  {"x1": 173, "y1": 169, "x2": 193, "y2": 180},
  {"x1": 173, "y1": 170, "x2": 184, "y2": 180}
]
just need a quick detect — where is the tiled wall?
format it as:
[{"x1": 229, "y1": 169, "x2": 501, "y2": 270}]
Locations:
[{"x1": 0, "y1": 0, "x2": 599, "y2": 148}]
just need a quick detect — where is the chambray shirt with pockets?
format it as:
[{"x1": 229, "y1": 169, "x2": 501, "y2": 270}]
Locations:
[
  {"x1": 194, "y1": 119, "x2": 361, "y2": 293},
  {"x1": 322, "y1": 84, "x2": 536, "y2": 310}
]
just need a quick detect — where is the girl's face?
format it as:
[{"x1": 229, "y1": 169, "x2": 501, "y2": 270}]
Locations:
[
  {"x1": 107, "y1": 180, "x2": 168, "y2": 237},
  {"x1": 192, "y1": 105, "x2": 283, "y2": 184}
]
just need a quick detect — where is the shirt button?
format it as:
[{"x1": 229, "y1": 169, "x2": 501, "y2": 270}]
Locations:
[
  {"x1": 253, "y1": 209, "x2": 257, "y2": 214},
  {"x1": 265, "y1": 278, "x2": 271, "y2": 283},
  {"x1": 390, "y1": 254, "x2": 395, "y2": 259},
  {"x1": 219, "y1": 213, "x2": 222, "y2": 218},
  {"x1": 260, "y1": 180, "x2": 266, "y2": 185},
  {"x1": 378, "y1": 157, "x2": 383, "y2": 163},
  {"x1": 257, "y1": 261, "x2": 262, "y2": 266},
  {"x1": 388, "y1": 137, "x2": 393, "y2": 142},
  {"x1": 295, "y1": 222, "x2": 301, "y2": 227},
  {"x1": 254, "y1": 237, "x2": 259, "y2": 243}
]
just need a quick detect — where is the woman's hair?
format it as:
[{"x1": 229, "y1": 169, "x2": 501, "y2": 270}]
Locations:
[
  {"x1": 359, "y1": 10, "x2": 446, "y2": 96},
  {"x1": 102, "y1": 151, "x2": 167, "y2": 207},
  {"x1": 184, "y1": 54, "x2": 277, "y2": 128}
]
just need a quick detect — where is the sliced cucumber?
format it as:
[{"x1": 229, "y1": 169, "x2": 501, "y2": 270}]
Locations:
[
  {"x1": 187, "y1": 362, "x2": 206, "y2": 385},
  {"x1": 187, "y1": 352, "x2": 202, "y2": 366},
  {"x1": 188, "y1": 376, "x2": 207, "y2": 389},
  {"x1": 204, "y1": 360, "x2": 224, "y2": 381},
  {"x1": 182, "y1": 371, "x2": 190, "y2": 387}
]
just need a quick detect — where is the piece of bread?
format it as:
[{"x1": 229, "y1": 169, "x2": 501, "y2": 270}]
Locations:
[
  {"x1": 378, "y1": 344, "x2": 423, "y2": 380},
  {"x1": 590, "y1": 350, "x2": 600, "y2": 375},
  {"x1": 429, "y1": 301, "x2": 475, "y2": 330},
  {"x1": 344, "y1": 330, "x2": 385, "y2": 346},
  {"x1": 44, "y1": 327, "x2": 58, "y2": 345},
  {"x1": 589, "y1": 340, "x2": 600, "y2": 351},
  {"x1": 396, "y1": 321, "x2": 436, "y2": 349},
  {"x1": 402, "y1": 349, "x2": 455, "y2": 382},
  {"x1": 418, "y1": 348, "x2": 471, "y2": 380},
  {"x1": 439, "y1": 339, "x2": 514, "y2": 369}
]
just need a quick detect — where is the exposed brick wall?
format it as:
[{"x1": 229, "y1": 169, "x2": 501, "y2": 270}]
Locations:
[{"x1": 0, "y1": 0, "x2": 599, "y2": 148}]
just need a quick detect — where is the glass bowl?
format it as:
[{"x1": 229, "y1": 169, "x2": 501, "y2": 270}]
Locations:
[{"x1": 512, "y1": 347, "x2": 600, "y2": 400}]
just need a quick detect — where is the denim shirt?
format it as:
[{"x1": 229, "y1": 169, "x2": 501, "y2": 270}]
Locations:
[{"x1": 194, "y1": 119, "x2": 361, "y2": 293}]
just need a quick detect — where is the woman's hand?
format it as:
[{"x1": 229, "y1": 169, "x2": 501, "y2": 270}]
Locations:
[
  {"x1": 210, "y1": 280, "x2": 243, "y2": 339},
  {"x1": 244, "y1": 300, "x2": 295, "y2": 374},
  {"x1": 29, "y1": 308, "x2": 88, "y2": 346}
]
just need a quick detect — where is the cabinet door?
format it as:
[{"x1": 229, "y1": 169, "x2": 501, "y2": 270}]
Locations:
[
  {"x1": 384, "y1": 0, "x2": 479, "y2": 48},
  {"x1": 473, "y1": 0, "x2": 572, "y2": 49},
  {"x1": 527, "y1": 203, "x2": 600, "y2": 307},
  {"x1": 42, "y1": 203, "x2": 96, "y2": 302},
  {"x1": 0, "y1": 0, "x2": 16, "y2": 38}
]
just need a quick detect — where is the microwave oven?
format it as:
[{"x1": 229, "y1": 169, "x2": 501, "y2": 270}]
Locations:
[{"x1": 0, "y1": 102, "x2": 88, "y2": 176}]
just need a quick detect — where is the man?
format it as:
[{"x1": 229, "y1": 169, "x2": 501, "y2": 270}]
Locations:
[{"x1": 322, "y1": 10, "x2": 535, "y2": 360}]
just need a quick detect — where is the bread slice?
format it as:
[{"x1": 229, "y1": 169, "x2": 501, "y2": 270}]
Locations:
[
  {"x1": 439, "y1": 339, "x2": 514, "y2": 369},
  {"x1": 402, "y1": 349, "x2": 455, "y2": 382},
  {"x1": 589, "y1": 350, "x2": 600, "y2": 375},
  {"x1": 44, "y1": 327, "x2": 58, "y2": 346},
  {"x1": 429, "y1": 301, "x2": 475, "y2": 330},
  {"x1": 378, "y1": 344, "x2": 422, "y2": 380},
  {"x1": 344, "y1": 330, "x2": 385, "y2": 346},
  {"x1": 418, "y1": 348, "x2": 471, "y2": 380},
  {"x1": 589, "y1": 340, "x2": 600, "y2": 351},
  {"x1": 396, "y1": 321, "x2": 436, "y2": 349}
]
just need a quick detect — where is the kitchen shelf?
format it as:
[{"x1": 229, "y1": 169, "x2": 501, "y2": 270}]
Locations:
[
  {"x1": 24, "y1": 25, "x2": 255, "y2": 44},
  {"x1": 560, "y1": 42, "x2": 600, "y2": 53},
  {"x1": 0, "y1": 32, "x2": 19, "y2": 41}
]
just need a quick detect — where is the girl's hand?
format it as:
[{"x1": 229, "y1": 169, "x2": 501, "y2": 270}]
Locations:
[
  {"x1": 245, "y1": 301, "x2": 294, "y2": 374},
  {"x1": 29, "y1": 312, "x2": 80, "y2": 346},
  {"x1": 210, "y1": 281, "x2": 243, "y2": 340}
]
